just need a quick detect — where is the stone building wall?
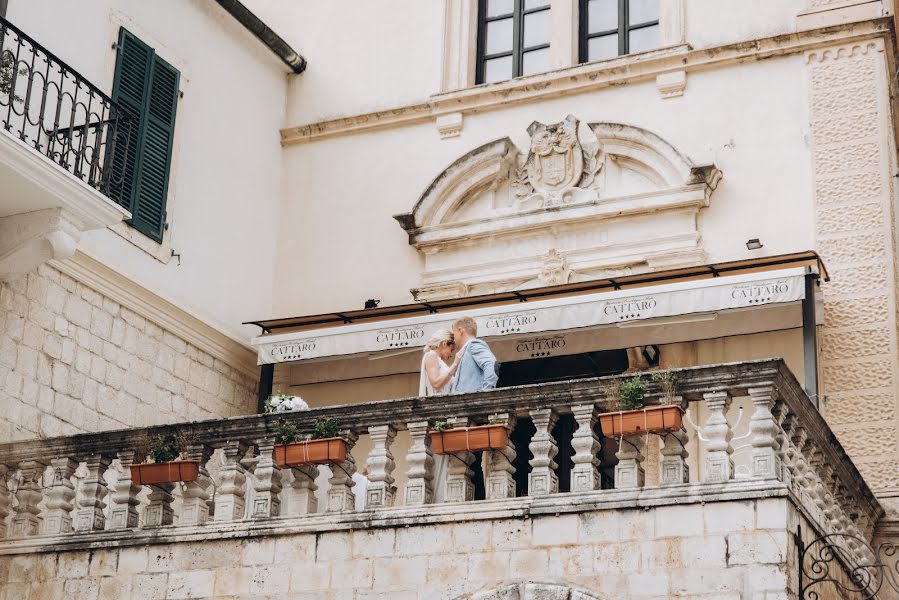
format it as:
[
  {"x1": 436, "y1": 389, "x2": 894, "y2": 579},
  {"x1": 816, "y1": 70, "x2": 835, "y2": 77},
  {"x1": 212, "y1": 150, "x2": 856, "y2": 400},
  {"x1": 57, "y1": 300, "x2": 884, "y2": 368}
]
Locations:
[
  {"x1": 0, "y1": 264, "x2": 257, "y2": 443},
  {"x1": 806, "y1": 38, "x2": 899, "y2": 503},
  {"x1": 0, "y1": 497, "x2": 796, "y2": 600}
]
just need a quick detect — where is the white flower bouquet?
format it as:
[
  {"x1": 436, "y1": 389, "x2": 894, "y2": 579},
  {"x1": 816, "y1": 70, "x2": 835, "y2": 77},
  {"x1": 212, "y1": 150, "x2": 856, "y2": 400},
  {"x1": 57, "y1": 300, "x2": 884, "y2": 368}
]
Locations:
[{"x1": 265, "y1": 393, "x2": 309, "y2": 413}]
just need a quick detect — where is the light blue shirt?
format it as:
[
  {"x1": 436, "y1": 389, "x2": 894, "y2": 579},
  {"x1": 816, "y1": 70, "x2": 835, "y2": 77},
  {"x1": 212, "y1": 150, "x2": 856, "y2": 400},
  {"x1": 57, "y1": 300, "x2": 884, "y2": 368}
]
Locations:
[{"x1": 451, "y1": 338, "x2": 498, "y2": 393}]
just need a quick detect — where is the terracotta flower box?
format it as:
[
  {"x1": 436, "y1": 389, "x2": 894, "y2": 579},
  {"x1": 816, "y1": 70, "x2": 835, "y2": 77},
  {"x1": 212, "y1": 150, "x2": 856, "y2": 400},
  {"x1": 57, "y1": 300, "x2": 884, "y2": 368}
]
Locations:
[
  {"x1": 274, "y1": 437, "x2": 348, "y2": 467},
  {"x1": 430, "y1": 424, "x2": 510, "y2": 454},
  {"x1": 599, "y1": 405, "x2": 685, "y2": 437},
  {"x1": 130, "y1": 460, "x2": 200, "y2": 486}
]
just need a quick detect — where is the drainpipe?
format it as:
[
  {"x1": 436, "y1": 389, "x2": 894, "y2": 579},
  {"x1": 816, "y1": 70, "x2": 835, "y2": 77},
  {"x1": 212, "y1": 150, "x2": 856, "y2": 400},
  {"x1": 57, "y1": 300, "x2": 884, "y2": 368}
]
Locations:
[{"x1": 215, "y1": 0, "x2": 307, "y2": 74}]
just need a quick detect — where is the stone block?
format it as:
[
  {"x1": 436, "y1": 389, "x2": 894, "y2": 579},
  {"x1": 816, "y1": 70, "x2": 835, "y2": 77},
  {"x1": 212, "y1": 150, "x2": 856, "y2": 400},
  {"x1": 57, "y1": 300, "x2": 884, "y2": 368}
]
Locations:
[
  {"x1": 274, "y1": 535, "x2": 316, "y2": 564},
  {"x1": 42, "y1": 332, "x2": 61, "y2": 359},
  {"x1": 31, "y1": 580, "x2": 66, "y2": 600},
  {"x1": 628, "y1": 571, "x2": 668, "y2": 596},
  {"x1": 46, "y1": 282, "x2": 66, "y2": 312},
  {"x1": 8, "y1": 554, "x2": 57, "y2": 582},
  {"x1": 353, "y1": 528, "x2": 395, "y2": 558},
  {"x1": 98, "y1": 576, "x2": 131, "y2": 600},
  {"x1": 492, "y1": 518, "x2": 532, "y2": 550},
  {"x1": 54, "y1": 316, "x2": 69, "y2": 337},
  {"x1": 655, "y1": 503, "x2": 703, "y2": 538},
  {"x1": 90, "y1": 309, "x2": 113, "y2": 339},
  {"x1": 146, "y1": 545, "x2": 177, "y2": 573},
  {"x1": 117, "y1": 547, "x2": 149, "y2": 574},
  {"x1": 64, "y1": 297, "x2": 93, "y2": 329},
  {"x1": 618, "y1": 508, "x2": 655, "y2": 540},
  {"x1": 289, "y1": 562, "x2": 331, "y2": 592},
  {"x1": 60, "y1": 339, "x2": 76, "y2": 365},
  {"x1": 249, "y1": 565, "x2": 291, "y2": 594},
  {"x1": 467, "y1": 551, "x2": 509, "y2": 582},
  {"x1": 175, "y1": 540, "x2": 244, "y2": 570},
  {"x1": 681, "y1": 536, "x2": 727, "y2": 568},
  {"x1": 316, "y1": 532, "x2": 353, "y2": 562},
  {"x1": 63, "y1": 578, "x2": 100, "y2": 600},
  {"x1": 509, "y1": 549, "x2": 549, "y2": 579},
  {"x1": 242, "y1": 537, "x2": 276, "y2": 565},
  {"x1": 22, "y1": 322, "x2": 43, "y2": 349},
  {"x1": 726, "y1": 531, "x2": 788, "y2": 565},
  {"x1": 746, "y1": 565, "x2": 788, "y2": 592},
  {"x1": 548, "y1": 545, "x2": 594, "y2": 579},
  {"x1": 453, "y1": 521, "x2": 492, "y2": 551},
  {"x1": 75, "y1": 347, "x2": 92, "y2": 375},
  {"x1": 0, "y1": 337, "x2": 16, "y2": 368},
  {"x1": 594, "y1": 542, "x2": 641, "y2": 573},
  {"x1": 755, "y1": 499, "x2": 788, "y2": 530},
  {"x1": 166, "y1": 570, "x2": 216, "y2": 599},
  {"x1": 532, "y1": 514, "x2": 578, "y2": 546},
  {"x1": 704, "y1": 500, "x2": 754, "y2": 534},
  {"x1": 328, "y1": 559, "x2": 373, "y2": 589},
  {"x1": 426, "y1": 553, "x2": 468, "y2": 585},
  {"x1": 395, "y1": 525, "x2": 447, "y2": 556},
  {"x1": 668, "y1": 567, "x2": 745, "y2": 596},
  {"x1": 131, "y1": 574, "x2": 169, "y2": 600},
  {"x1": 15, "y1": 346, "x2": 37, "y2": 379},
  {"x1": 88, "y1": 549, "x2": 119, "y2": 576},
  {"x1": 373, "y1": 556, "x2": 428, "y2": 588}
]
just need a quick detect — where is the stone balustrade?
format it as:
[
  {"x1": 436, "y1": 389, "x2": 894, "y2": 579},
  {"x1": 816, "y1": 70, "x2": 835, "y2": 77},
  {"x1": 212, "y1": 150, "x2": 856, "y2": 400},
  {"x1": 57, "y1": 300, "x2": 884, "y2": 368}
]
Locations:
[{"x1": 0, "y1": 359, "x2": 882, "y2": 565}]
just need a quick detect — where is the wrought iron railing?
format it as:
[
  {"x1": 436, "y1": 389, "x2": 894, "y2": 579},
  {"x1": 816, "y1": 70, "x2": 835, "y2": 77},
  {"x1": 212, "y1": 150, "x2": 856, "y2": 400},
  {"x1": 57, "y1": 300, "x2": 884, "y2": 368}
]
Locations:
[{"x1": 0, "y1": 15, "x2": 134, "y2": 206}]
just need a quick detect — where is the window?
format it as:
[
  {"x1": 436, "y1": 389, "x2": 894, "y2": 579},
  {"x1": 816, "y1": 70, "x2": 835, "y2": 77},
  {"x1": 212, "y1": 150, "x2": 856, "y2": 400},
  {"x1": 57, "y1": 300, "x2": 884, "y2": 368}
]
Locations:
[
  {"x1": 579, "y1": 0, "x2": 659, "y2": 63},
  {"x1": 109, "y1": 28, "x2": 179, "y2": 243},
  {"x1": 476, "y1": 0, "x2": 551, "y2": 85}
]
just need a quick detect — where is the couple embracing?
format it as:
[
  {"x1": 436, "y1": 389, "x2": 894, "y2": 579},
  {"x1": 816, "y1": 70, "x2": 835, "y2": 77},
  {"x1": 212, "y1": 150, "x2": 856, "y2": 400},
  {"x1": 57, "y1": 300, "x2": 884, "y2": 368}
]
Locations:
[{"x1": 419, "y1": 316, "x2": 498, "y2": 396}]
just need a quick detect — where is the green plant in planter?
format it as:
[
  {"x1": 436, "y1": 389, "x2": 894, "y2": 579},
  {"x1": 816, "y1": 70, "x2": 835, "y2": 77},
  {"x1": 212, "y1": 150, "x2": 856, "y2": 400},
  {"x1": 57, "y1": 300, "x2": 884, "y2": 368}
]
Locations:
[
  {"x1": 487, "y1": 417, "x2": 508, "y2": 426},
  {"x1": 272, "y1": 417, "x2": 299, "y2": 444},
  {"x1": 312, "y1": 417, "x2": 339, "y2": 440},
  {"x1": 650, "y1": 370, "x2": 678, "y2": 405},
  {"x1": 619, "y1": 376, "x2": 647, "y2": 410},
  {"x1": 432, "y1": 420, "x2": 452, "y2": 431},
  {"x1": 149, "y1": 434, "x2": 179, "y2": 463}
]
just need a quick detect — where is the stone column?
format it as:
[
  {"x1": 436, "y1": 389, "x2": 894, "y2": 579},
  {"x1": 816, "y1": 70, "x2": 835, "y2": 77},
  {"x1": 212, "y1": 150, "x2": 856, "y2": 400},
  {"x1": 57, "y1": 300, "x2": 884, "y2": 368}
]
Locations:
[
  {"x1": 485, "y1": 414, "x2": 516, "y2": 500},
  {"x1": 748, "y1": 386, "x2": 781, "y2": 480},
  {"x1": 42, "y1": 457, "x2": 78, "y2": 535},
  {"x1": 181, "y1": 444, "x2": 213, "y2": 525},
  {"x1": 701, "y1": 391, "x2": 734, "y2": 482},
  {"x1": 365, "y1": 425, "x2": 397, "y2": 509},
  {"x1": 659, "y1": 428, "x2": 689, "y2": 486},
  {"x1": 615, "y1": 436, "x2": 645, "y2": 489},
  {"x1": 327, "y1": 430, "x2": 358, "y2": 513},
  {"x1": 445, "y1": 417, "x2": 475, "y2": 503},
  {"x1": 12, "y1": 460, "x2": 45, "y2": 536},
  {"x1": 289, "y1": 463, "x2": 319, "y2": 516},
  {"x1": 108, "y1": 450, "x2": 141, "y2": 530},
  {"x1": 0, "y1": 465, "x2": 11, "y2": 539},
  {"x1": 145, "y1": 482, "x2": 175, "y2": 527},
  {"x1": 570, "y1": 404, "x2": 601, "y2": 492},
  {"x1": 404, "y1": 421, "x2": 435, "y2": 505},
  {"x1": 252, "y1": 438, "x2": 283, "y2": 518},
  {"x1": 215, "y1": 441, "x2": 248, "y2": 521},
  {"x1": 74, "y1": 454, "x2": 110, "y2": 532},
  {"x1": 528, "y1": 409, "x2": 559, "y2": 496}
]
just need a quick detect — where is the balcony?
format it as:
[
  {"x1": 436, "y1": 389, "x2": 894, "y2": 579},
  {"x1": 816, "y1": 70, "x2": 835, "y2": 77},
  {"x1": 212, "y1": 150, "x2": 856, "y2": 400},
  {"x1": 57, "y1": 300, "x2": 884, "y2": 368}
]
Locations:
[
  {"x1": 0, "y1": 360, "x2": 885, "y2": 598},
  {"x1": 0, "y1": 15, "x2": 133, "y2": 281}
]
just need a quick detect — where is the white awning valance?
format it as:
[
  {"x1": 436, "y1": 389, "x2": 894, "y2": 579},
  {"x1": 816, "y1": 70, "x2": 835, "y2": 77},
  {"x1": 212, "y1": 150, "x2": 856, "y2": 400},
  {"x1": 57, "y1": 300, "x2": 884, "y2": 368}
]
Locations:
[{"x1": 253, "y1": 267, "x2": 808, "y2": 365}]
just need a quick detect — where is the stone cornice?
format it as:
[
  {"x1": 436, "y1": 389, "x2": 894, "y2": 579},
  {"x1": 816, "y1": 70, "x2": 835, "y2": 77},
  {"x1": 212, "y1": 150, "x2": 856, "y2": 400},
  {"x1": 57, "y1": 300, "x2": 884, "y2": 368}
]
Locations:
[
  {"x1": 49, "y1": 251, "x2": 258, "y2": 378},
  {"x1": 280, "y1": 18, "x2": 892, "y2": 146}
]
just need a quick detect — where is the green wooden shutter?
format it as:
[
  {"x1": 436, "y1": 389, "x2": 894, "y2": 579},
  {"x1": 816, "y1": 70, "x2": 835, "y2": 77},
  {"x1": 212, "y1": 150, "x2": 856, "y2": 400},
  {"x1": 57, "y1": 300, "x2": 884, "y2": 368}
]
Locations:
[{"x1": 110, "y1": 28, "x2": 179, "y2": 243}]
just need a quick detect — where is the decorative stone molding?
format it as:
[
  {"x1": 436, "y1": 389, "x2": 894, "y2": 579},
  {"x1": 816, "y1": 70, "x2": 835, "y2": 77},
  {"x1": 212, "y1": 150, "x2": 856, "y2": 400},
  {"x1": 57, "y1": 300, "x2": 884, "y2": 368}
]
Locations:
[
  {"x1": 436, "y1": 112, "x2": 464, "y2": 139},
  {"x1": 452, "y1": 582, "x2": 603, "y2": 600},
  {"x1": 656, "y1": 70, "x2": 687, "y2": 98},
  {"x1": 797, "y1": 0, "x2": 882, "y2": 29},
  {"x1": 0, "y1": 209, "x2": 82, "y2": 282},
  {"x1": 396, "y1": 118, "x2": 720, "y2": 300}
]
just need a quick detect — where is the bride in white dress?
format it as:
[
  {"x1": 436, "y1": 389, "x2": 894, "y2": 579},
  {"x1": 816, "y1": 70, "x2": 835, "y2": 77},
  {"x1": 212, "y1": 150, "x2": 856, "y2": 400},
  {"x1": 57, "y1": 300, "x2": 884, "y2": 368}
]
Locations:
[{"x1": 419, "y1": 329, "x2": 464, "y2": 502}]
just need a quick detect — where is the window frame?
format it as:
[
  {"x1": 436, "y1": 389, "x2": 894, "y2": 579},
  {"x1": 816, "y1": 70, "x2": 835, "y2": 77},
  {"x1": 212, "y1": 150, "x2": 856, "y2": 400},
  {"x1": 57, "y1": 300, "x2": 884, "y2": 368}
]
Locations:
[
  {"x1": 578, "y1": 0, "x2": 660, "y2": 64},
  {"x1": 475, "y1": 0, "x2": 551, "y2": 85}
]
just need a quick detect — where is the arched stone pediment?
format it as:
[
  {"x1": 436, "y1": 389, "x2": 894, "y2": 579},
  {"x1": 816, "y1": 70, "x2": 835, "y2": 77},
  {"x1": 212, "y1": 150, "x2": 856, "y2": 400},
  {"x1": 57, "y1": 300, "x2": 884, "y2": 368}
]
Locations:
[
  {"x1": 395, "y1": 116, "x2": 721, "y2": 301},
  {"x1": 451, "y1": 582, "x2": 602, "y2": 600}
]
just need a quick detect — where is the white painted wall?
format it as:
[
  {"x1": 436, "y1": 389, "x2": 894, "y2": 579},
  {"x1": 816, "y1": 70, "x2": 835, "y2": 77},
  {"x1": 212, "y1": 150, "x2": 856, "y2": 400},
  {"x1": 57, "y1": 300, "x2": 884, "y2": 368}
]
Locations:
[{"x1": 6, "y1": 0, "x2": 288, "y2": 342}]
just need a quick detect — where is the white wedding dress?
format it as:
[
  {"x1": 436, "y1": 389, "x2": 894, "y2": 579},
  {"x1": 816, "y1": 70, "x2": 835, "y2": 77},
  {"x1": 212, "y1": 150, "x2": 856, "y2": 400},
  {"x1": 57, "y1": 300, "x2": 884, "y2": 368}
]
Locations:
[{"x1": 420, "y1": 350, "x2": 450, "y2": 502}]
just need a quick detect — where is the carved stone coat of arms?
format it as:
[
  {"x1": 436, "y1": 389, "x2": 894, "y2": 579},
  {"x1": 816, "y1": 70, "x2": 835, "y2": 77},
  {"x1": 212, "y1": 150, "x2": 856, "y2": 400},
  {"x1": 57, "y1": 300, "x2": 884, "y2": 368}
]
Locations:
[{"x1": 512, "y1": 114, "x2": 604, "y2": 207}]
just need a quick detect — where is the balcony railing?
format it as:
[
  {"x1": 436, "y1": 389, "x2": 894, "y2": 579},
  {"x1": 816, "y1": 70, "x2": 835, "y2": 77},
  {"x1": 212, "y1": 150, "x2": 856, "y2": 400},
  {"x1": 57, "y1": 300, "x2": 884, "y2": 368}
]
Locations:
[
  {"x1": 0, "y1": 15, "x2": 134, "y2": 206},
  {"x1": 0, "y1": 359, "x2": 882, "y2": 566}
]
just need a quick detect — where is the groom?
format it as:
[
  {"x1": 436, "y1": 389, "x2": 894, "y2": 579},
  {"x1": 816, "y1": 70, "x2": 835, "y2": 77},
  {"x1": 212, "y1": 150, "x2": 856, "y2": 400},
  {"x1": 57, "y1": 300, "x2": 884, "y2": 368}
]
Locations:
[{"x1": 450, "y1": 316, "x2": 498, "y2": 393}]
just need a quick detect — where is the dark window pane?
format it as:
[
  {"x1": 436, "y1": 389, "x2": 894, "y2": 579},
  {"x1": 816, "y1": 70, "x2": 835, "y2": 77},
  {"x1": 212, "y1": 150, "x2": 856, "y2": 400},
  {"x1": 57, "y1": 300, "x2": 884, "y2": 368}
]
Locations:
[
  {"x1": 588, "y1": 34, "x2": 618, "y2": 61},
  {"x1": 524, "y1": 0, "x2": 550, "y2": 9},
  {"x1": 486, "y1": 18, "x2": 514, "y2": 54},
  {"x1": 587, "y1": 0, "x2": 618, "y2": 33},
  {"x1": 484, "y1": 55, "x2": 513, "y2": 83},
  {"x1": 522, "y1": 47, "x2": 550, "y2": 76},
  {"x1": 523, "y1": 9, "x2": 552, "y2": 48},
  {"x1": 628, "y1": 24, "x2": 659, "y2": 53},
  {"x1": 628, "y1": 0, "x2": 659, "y2": 25},
  {"x1": 487, "y1": 0, "x2": 514, "y2": 17}
]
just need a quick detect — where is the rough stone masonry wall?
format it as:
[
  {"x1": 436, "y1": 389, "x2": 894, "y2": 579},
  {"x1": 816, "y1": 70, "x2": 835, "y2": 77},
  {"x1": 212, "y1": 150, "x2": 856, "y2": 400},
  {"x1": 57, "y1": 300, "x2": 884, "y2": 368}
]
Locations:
[
  {"x1": 807, "y1": 38, "x2": 899, "y2": 501},
  {"x1": 0, "y1": 264, "x2": 257, "y2": 442},
  {"x1": 0, "y1": 497, "x2": 794, "y2": 600}
]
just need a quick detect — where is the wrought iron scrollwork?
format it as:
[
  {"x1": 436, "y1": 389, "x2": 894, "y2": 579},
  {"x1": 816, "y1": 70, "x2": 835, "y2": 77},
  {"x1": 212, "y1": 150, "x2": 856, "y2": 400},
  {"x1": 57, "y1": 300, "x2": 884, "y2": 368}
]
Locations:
[
  {"x1": 0, "y1": 15, "x2": 134, "y2": 207},
  {"x1": 797, "y1": 525, "x2": 899, "y2": 599}
]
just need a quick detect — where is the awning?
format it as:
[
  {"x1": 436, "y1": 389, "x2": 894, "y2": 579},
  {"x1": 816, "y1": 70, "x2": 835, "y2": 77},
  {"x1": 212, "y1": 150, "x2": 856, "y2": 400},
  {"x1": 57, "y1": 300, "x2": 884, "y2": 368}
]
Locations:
[{"x1": 249, "y1": 252, "x2": 825, "y2": 366}]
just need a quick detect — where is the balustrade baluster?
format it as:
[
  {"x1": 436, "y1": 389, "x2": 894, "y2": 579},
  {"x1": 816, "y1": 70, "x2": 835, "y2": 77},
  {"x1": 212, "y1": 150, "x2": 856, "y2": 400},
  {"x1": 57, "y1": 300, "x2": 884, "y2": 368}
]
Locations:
[
  {"x1": 108, "y1": 450, "x2": 141, "y2": 530},
  {"x1": 748, "y1": 386, "x2": 780, "y2": 480},
  {"x1": 181, "y1": 444, "x2": 213, "y2": 526},
  {"x1": 570, "y1": 404, "x2": 601, "y2": 492},
  {"x1": 215, "y1": 441, "x2": 248, "y2": 521},
  {"x1": 790, "y1": 426, "x2": 809, "y2": 502},
  {"x1": 404, "y1": 421, "x2": 434, "y2": 506},
  {"x1": 445, "y1": 417, "x2": 475, "y2": 502},
  {"x1": 0, "y1": 464, "x2": 11, "y2": 538},
  {"x1": 701, "y1": 391, "x2": 734, "y2": 482},
  {"x1": 74, "y1": 454, "x2": 109, "y2": 532},
  {"x1": 252, "y1": 438, "x2": 283, "y2": 518},
  {"x1": 659, "y1": 428, "x2": 689, "y2": 486},
  {"x1": 12, "y1": 460, "x2": 45, "y2": 536},
  {"x1": 365, "y1": 425, "x2": 397, "y2": 509},
  {"x1": 289, "y1": 462, "x2": 319, "y2": 516},
  {"x1": 529, "y1": 409, "x2": 559, "y2": 496},
  {"x1": 776, "y1": 411, "x2": 796, "y2": 489},
  {"x1": 145, "y1": 483, "x2": 175, "y2": 527},
  {"x1": 42, "y1": 457, "x2": 77, "y2": 535},
  {"x1": 327, "y1": 430, "x2": 358, "y2": 512},
  {"x1": 485, "y1": 413, "x2": 516, "y2": 499},
  {"x1": 614, "y1": 435, "x2": 645, "y2": 489}
]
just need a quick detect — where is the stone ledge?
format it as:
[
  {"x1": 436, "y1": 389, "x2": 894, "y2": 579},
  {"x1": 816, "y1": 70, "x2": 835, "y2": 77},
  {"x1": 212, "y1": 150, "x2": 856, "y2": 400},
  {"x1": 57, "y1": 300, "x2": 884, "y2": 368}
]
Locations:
[{"x1": 0, "y1": 479, "x2": 790, "y2": 556}]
